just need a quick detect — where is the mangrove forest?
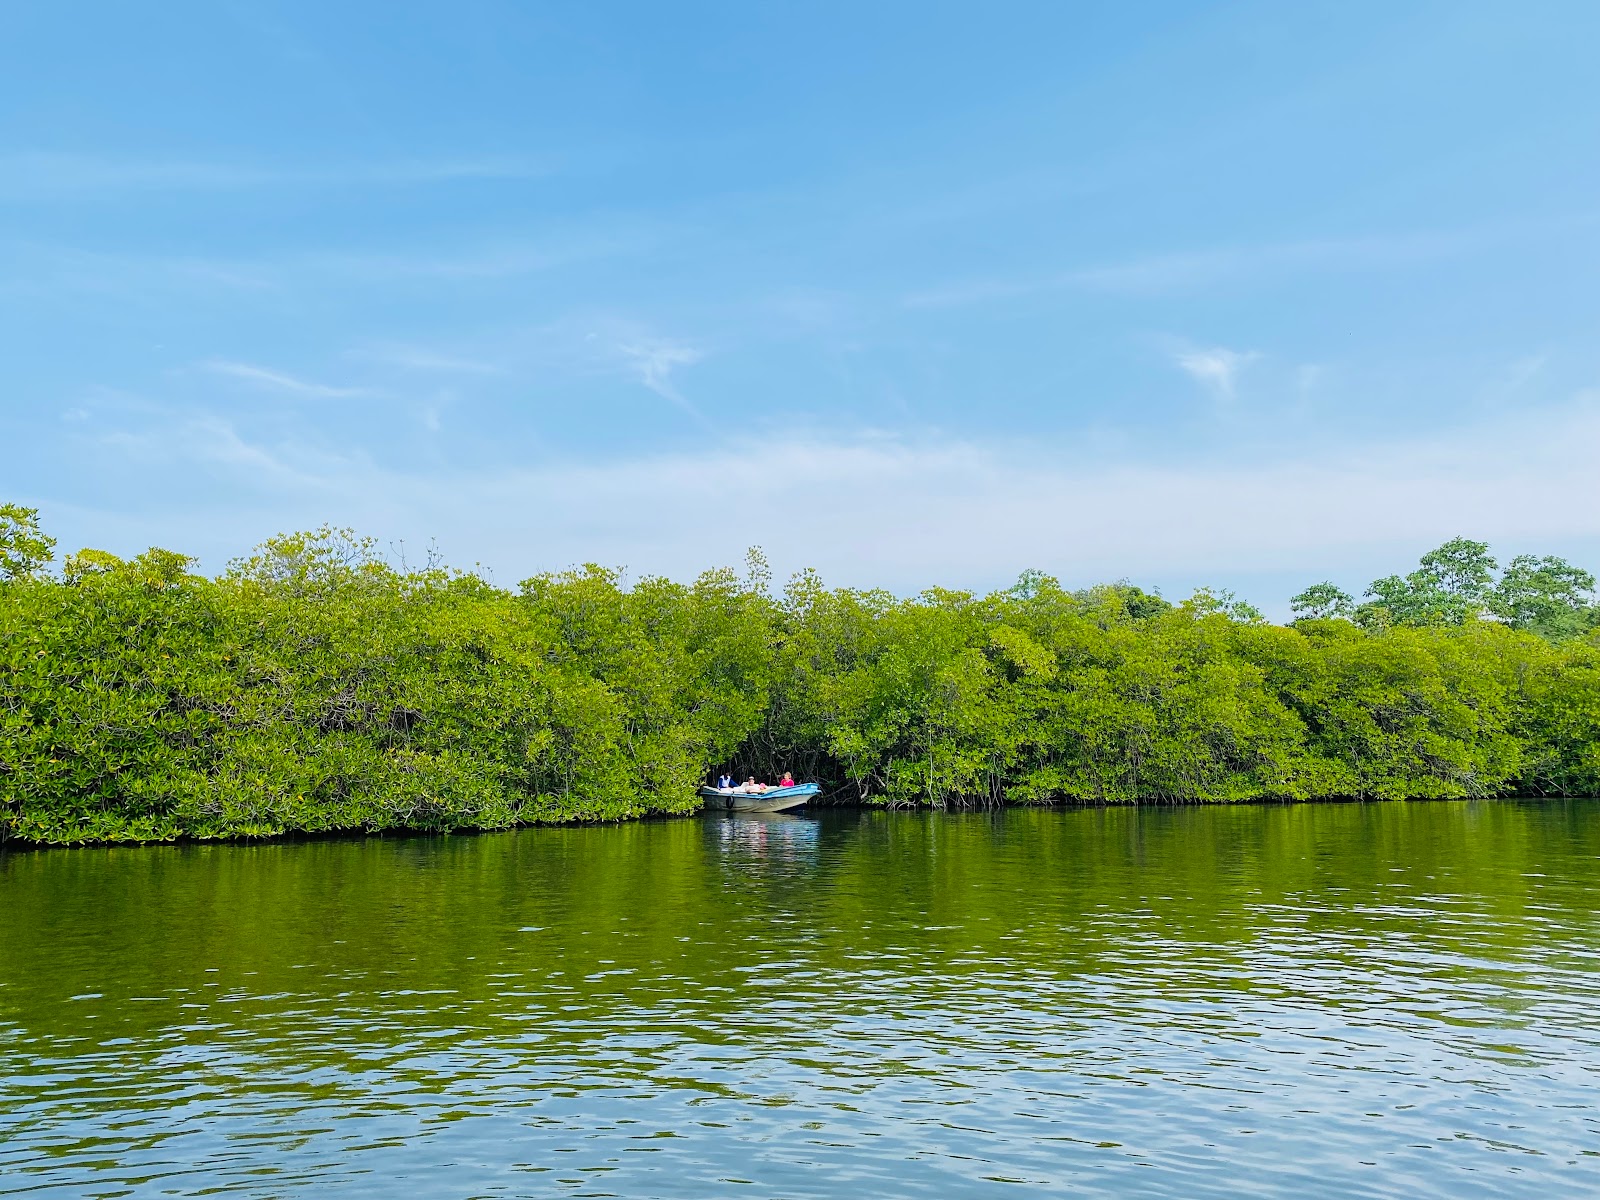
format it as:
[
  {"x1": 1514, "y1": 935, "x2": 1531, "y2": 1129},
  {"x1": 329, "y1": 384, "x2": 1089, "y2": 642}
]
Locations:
[{"x1": 2, "y1": 503, "x2": 1598, "y2": 845}]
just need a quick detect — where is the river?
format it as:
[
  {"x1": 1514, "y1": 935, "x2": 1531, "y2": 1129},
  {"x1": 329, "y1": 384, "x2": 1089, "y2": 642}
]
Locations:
[{"x1": 2, "y1": 801, "x2": 1597, "y2": 1197}]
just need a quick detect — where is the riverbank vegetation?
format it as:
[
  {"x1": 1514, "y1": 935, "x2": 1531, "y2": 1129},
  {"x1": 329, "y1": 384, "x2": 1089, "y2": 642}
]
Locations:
[{"x1": 3, "y1": 504, "x2": 1598, "y2": 844}]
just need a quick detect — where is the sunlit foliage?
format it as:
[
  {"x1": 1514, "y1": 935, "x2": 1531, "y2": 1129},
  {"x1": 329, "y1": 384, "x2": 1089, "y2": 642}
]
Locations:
[{"x1": 3, "y1": 517, "x2": 1598, "y2": 843}]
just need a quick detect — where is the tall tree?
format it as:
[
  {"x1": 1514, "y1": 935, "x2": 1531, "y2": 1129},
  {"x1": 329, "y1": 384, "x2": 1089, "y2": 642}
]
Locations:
[
  {"x1": 1360, "y1": 537, "x2": 1497, "y2": 627},
  {"x1": 1492, "y1": 554, "x2": 1597, "y2": 640},
  {"x1": 0, "y1": 504, "x2": 55, "y2": 581},
  {"x1": 1290, "y1": 582, "x2": 1354, "y2": 620}
]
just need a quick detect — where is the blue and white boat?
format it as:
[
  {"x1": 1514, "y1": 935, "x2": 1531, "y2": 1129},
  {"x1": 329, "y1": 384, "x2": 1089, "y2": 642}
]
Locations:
[{"x1": 698, "y1": 782, "x2": 819, "y2": 813}]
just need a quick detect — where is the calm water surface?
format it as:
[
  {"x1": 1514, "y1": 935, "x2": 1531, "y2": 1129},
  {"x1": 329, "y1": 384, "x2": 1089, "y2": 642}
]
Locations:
[{"x1": 2, "y1": 802, "x2": 1598, "y2": 1198}]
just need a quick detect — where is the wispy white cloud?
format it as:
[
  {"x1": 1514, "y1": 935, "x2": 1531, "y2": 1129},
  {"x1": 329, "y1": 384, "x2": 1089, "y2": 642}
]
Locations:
[
  {"x1": 902, "y1": 217, "x2": 1580, "y2": 309},
  {"x1": 286, "y1": 241, "x2": 612, "y2": 282},
  {"x1": 614, "y1": 338, "x2": 704, "y2": 405},
  {"x1": 1173, "y1": 346, "x2": 1258, "y2": 399},
  {"x1": 45, "y1": 396, "x2": 1600, "y2": 607},
  {"x1": 0, "y1": 225, "x2": 651, "y2": 302},
  {"x1": 0, "y1": 152, "x2": 549, "y2": 197},
  {"x1": 198, "y1": 360, "x2": 377, "y2": 398},
  {"x1": 348, "y1": 344, "x2": 504, "y2": 375},
  {"x1": 903, "y1": 247, "x2": 1282, "y2": 309},
  {"x1": 545, "y1": 319, "x2": 713, "y2": 427},
  {"x1": 901, "y1": 272, "x2": 1065, "y2": 310},
  {"x1": 99, "y1": 413, "x2": 330, "y2": 490}
]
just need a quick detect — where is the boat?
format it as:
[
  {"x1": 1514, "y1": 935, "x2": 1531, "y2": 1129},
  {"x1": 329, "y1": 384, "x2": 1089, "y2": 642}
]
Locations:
[{"x1": 697, "y1": 782, "x2": 820, "y2": 814}]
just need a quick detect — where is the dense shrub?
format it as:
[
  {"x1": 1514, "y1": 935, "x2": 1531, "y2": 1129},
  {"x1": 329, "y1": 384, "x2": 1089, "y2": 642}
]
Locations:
[{"x1": 2, "y1": 516, "x2": 1597, "y2": 844}]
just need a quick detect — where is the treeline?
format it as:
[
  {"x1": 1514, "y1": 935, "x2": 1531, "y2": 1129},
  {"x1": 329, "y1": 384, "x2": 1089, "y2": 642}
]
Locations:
[{"x1": 2, "y1": 504, "x2": 1599, "y2": 844}]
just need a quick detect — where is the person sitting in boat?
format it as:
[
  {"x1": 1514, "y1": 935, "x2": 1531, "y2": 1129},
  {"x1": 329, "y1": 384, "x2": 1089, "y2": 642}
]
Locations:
[
  {"x1": 739, "y1": 776, "x2": 768, "y2": 793},
  {"x1": 717, "y1": 773, "x2": 734, "y2": 791},
  {"x1": 779, "y1": 771, "x2": 795, "y2": 787}
]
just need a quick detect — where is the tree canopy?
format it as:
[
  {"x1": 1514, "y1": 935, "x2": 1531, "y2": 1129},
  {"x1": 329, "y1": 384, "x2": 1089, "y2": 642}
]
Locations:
[
  {"x1": 1291, "y1": 537, "x2": 1598, "y2": 638},
  {"x1": 4, "y1": 515, "x2": 1599, "y2": 844},
  {"x1": 0, "y1": 504, "x2": 55, "y2": 582}
]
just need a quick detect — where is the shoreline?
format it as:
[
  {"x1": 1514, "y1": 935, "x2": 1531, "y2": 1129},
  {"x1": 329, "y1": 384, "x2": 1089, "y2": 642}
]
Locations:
[{"x1": 3, "y1": 792, "x2": 1587, "y2": 853}]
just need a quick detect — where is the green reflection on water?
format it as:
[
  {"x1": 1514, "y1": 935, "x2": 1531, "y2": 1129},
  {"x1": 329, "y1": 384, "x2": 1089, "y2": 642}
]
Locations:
[{"x1": 2, "y1": 801, "x2": 1598, "y2": 1198}]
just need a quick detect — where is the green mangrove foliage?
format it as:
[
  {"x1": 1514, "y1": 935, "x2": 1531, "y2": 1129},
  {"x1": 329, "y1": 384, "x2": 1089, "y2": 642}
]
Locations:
[
  {"x1": 1291, "y1": 536, "x2": 1600, "y2": 639},
  {"x1": 2, "y1": 507, "x2": 1599, "y2": 844}
]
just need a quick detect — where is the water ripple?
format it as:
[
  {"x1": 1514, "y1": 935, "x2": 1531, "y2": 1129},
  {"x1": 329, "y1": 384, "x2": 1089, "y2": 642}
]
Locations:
[{"x1": 2, "y1": 802, "x2": 1599, "y2": 1197}]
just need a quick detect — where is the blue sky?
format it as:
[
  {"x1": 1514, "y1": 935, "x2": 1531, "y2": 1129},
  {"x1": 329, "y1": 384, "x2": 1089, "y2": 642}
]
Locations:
[{"x1": 5, "y1": 1, "x2": 1600, "y2": 612}]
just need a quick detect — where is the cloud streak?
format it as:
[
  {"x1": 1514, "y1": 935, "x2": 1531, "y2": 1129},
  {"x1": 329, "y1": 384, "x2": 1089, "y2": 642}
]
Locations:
[
  {"x1": 0, "y1": 152, "x2": 550, "y2": 198},
  {"x1": 348, "y1": 345, "x2": 504, "y2": 375},
  {"x1": 901, "y1": 216, "x2": 1592, "y2": 309},
  {"x1": 43, "y1": 397, "x2": 1600, "y2": 604},
  {"x1": 614, "y1": 338, "x2": 705, "y2": 412},
  {"x1": 198, "y1": 360, "x2": 377, "y2": 398},
  {"x1": 1173, "y1": 346, "x2": 1258, "y2": 399}
]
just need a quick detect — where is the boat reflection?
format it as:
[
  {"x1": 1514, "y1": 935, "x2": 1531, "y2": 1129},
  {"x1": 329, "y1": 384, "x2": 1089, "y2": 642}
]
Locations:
[{"x1": 707, "y1": 810, "x2": 821, "y2": 862}]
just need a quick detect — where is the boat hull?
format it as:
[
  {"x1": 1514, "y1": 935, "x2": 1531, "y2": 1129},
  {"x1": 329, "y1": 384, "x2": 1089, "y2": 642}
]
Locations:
[{"x1": 698, "y1": 783, "x2": 818, "y2": 813}]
